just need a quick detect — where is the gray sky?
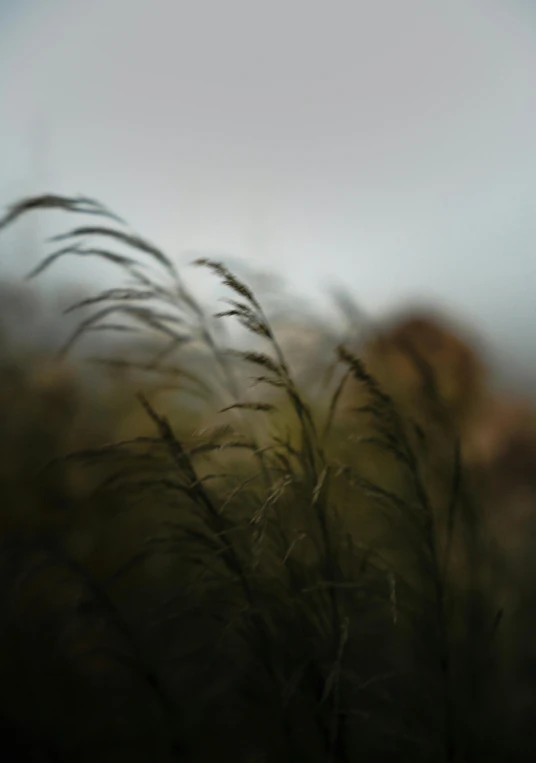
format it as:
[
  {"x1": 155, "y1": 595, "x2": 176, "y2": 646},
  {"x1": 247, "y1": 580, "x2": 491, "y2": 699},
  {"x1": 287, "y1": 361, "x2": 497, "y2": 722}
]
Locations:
[{"x1": 1, "y1": 0, "x2": 536, "y2": 373}]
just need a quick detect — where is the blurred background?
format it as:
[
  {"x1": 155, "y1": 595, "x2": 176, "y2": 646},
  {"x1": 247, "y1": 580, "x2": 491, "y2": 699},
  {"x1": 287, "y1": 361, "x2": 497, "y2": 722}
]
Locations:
[
  {"x1": 0, "y1": 0, "x2": 535, "y2": 389},
  {"x1": 1, "y1": 5, "x2": 536, "y2": 759}
]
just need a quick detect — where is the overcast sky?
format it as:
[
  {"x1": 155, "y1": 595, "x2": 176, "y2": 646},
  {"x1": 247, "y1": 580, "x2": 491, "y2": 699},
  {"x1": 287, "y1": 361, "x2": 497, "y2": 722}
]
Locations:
[{"x1": 0, "y1": 0, "x2": 536, "y2": 374}]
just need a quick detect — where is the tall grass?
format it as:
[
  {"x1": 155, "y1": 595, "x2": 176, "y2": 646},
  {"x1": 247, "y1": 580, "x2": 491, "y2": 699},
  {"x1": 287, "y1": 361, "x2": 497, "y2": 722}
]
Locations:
[{"x1": 0, "y1": 194, "x2": 532, "y2": 761}]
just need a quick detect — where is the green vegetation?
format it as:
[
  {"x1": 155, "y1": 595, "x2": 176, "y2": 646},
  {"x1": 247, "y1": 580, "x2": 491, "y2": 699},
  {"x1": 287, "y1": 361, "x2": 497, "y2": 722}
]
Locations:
[{"x1": 0, "y1": 195, "x2": 533, "y2": 762}]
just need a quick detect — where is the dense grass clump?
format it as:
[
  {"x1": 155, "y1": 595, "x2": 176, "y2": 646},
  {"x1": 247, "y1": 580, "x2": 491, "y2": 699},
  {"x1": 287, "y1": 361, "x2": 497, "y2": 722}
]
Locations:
[{"x1": 0, "y1": 194, "x2": 534, "y2": 762}]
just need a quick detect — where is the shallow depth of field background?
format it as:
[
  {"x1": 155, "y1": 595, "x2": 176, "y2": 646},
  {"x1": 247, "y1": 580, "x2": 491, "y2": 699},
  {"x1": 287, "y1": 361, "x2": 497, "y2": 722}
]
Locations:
[
  {"x1": 0, "y1": 3, "x2": 536, "y2": 763},
  {"x1": 0, "y1": 0, "x2": 536, "y2": 384}
]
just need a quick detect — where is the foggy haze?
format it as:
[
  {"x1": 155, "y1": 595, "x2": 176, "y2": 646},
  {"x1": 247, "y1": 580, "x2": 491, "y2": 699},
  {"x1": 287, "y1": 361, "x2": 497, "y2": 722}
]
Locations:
[{"x1": 0, "y1": 0, "x2": 535, "y2": 384}]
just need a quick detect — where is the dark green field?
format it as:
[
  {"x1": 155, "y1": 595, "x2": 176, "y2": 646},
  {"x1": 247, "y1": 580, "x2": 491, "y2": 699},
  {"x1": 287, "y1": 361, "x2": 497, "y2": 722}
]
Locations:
[{"x1": 0, "y1": 195, "x2": 534, "y2": 762}]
